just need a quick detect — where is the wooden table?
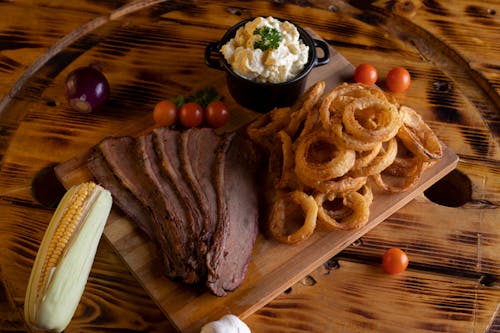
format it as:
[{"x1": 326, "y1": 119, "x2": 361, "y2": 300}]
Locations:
[{"x1": 0, "y1": 1, "x2": 498, "y2": 332}]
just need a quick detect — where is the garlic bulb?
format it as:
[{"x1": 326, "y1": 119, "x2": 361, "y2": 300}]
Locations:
[{"x1": 200, "y1": 314, "x2": 251, "y2": 333}]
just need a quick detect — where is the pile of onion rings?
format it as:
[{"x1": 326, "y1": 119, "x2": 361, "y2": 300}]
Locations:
[{"x1": 247, "y1": 82, "x2": 443, "y2": 244}]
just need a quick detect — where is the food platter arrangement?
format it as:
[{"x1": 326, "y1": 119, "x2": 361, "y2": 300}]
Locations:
[{"x1": 18, "y1": 12, "x2": 458, "y2": 333}]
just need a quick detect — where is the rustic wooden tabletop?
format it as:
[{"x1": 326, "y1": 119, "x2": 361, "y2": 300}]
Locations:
[{"x1": 0, "y1": 0, "x2": 499, "y2": 332}]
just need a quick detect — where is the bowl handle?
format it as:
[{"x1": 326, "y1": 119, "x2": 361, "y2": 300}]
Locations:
[
  {"x1": 205, "y1": 42, "x2": 223, "y2": 70},
  {"x1": 313, "y1": 39, "x2": 330, "y2": 67}
]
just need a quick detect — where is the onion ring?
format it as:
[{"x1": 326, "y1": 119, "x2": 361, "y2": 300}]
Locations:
[
  {"x1": 398, "y1": 106, "x2": 443, "y2": 160},
  {"x1": 384, "y1": 136, "x2": 419, "y2": 176},
  {"x1": 384, "y1": 155, "x2": 419, "y2": 176},
  {"x1": 310, "y1": 175, "x2": 367, "y2": 194},
  {"x1": 342, "y1": 97, "x2": 401, "y2": 143},
  {"x1": 318, "y1": 182, "x2": 373, "y2": 220},
  {"x1": 330, "y1": 111, "x2": 383, "y2": 151},
  {"x1": 245, "y1": 81, "x2": 444, "y2": 244},
  {"x1": 372, "y1": 156, "x2": 424, "y2": 192},
  {"x1": 316, "y1": 191, "x2": 370, "y2": 231},
  {"x1": 247, "y1": 106, "x2": 291, "y2": 141},
  {"x1": 357, "y1": 183, "x2": 373, "y2": 205},
  {"x1": 352, "y1": 142, "x2": 382, "y2": 170},
  {"x1": 319, "y1": 83, "x2": 389, "y2": 130},
  {"x1": 384, "y1": 92, "x2": 400, "y2": 108},
  {"x1": 349, "y1": 137, "x2": 398, "y2": 177},
  {"x1": 316, "y1": 194, "x2": 351, "y2": 221},
  {"x1": 300, "y1": 102, "x2": 322, "y2": 137},
  {"x1": 285, "y1": 81, "x2": 325, "y2": 137},
  {"x1": 333, "y1": 82, "x2": 388, "y2": 101},
  {"x1": 268, "y1": 191, "x2": 318, "y2": 244},
  {"x1": 269, "y1": 130, "x2": 296, "y2": 190},
  {"x1": 294, "y1": 131, "x2": 356, "y2": 183}
]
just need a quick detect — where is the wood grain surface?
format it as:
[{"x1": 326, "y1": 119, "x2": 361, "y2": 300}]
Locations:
[{"x1": 0, "y1": 0, "x2": 498, "y2": 332}]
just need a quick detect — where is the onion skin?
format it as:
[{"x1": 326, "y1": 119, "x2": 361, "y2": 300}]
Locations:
[{"x1": 64, "y1": 66, "x2": 110, "y2": 113}]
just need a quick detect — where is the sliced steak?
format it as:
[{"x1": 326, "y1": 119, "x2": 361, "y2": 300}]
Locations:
[
  {"x1": 137, "y1": 133, "x2": 189, "y2": 228},
  {"x1": 153, "y1": 128, "x2": 207, "y2": 279},
  {"x1": 96, "y1": 136, "x2": 196, "y2": 282},
  {"x1": 136, "y1": 133, "x2": 201, "y2": 283},
  {"x1": 207, "y1": 133, "x2": 259, "y2": 296},
  {"x1": 86, "y1": 127, "x2": 260, "y2": 295},
  {"x1": 87, "y1": 147, "x2": 155, "y2": 240},
  {"x1": 180, "y1": 128, "x2": 220, "y2": 260}
]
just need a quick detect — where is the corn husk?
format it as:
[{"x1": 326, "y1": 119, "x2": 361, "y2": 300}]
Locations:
[{"x1": 24, "y1": 181, "x2": 112, "y2": 332}]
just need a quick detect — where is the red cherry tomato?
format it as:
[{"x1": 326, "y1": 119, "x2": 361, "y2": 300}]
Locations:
[
  {"x1": 179, "y1": 102, "x2": 204, "y2": 128},
  {"x1": 205, "y1": 101, "x2": 231, "y2": 128},
  {"x1": 153, "y1": 100, "x2": 178, "y2": 126},
  {"x1": 354, "y1": 63, "x2": 378, "y2": 85},
  {"x1": 382, "y1": 248, "x2": 409, "y2": 274},
  {"x1": 386, "y1": 67, "x2": 411, "y2": 93}
]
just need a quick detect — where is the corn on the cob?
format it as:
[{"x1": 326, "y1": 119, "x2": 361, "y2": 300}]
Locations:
[{"x1": 24, "y1": 181, "x2": 112, "y2": 332}]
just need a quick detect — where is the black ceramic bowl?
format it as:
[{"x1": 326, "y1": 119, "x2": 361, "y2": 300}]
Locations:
[{"x1": 205, "y1": 17, "x2": 330, "y2": 113}]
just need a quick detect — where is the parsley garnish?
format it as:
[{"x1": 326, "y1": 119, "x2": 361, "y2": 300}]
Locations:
[
  {"x1": 172, "y1": 87, "x2": 221, "y2": 109},
  {"x1": 253, "y1": 26, "x2": 282, "y2": 51}
]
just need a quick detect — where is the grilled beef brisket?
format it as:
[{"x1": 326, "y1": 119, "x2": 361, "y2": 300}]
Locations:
[
  {"x1": 96, "y1": 136, "x2": 197, "y2": 282},
  {"x1": 87, "y1": 148, "x2": 155, "y2": 239},
  {"x1": 87, "y1": 127, "x2": 259, "y2": 295},
  {"x1": 180, "y1": 129, "x2": 221, "y2": 263},
  {"x1": 138, "y1": 134, "x2": 187, "y2": 226},
  {"x1": 207, "y1": 133, "x2": 259, "y2": 296},
  {"x1": 153, "y1": 128, "x2": 207, "y2": 279},
  {"x1": 136, "y1": 133, "x2": 200, "y2": 283}
]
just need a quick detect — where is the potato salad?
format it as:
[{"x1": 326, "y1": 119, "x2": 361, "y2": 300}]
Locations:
[{"x1": 220, "y1": 17, "x2": 309, "y2": 84}]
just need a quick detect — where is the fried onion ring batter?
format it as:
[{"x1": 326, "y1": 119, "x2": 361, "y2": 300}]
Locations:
[
  {"x1": 342, "y1": 97, "x2": 401, "y2": 143},
  {"x1": 316, "y1": 190, "x2": 370, "y2": 231},
  {"x1": 398, "y1": 106, "x2": 443, "y2": 160},
  {"x1": 295, "y1": 131, "x2": 356, "y2": 183},
  {"x1": 268, "y1": 191, "x2": 318, "y2": 244}
]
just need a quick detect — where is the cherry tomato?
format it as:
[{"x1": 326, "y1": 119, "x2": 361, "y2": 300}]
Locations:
[
  {"x1": 386, "y1": 67, "x2": 411, "y2": 93},
  {"x1": 382, "y1": 248, "x2": 409, "y2": 274},
  {"x1": 179, "y1": 102, "x2": 204, "y2": 128},
  {"x1": 205, "y1": 101, "x2": 231, "y2": 128},
  {"x1": 354, "y1": 63, "x2": 378, "y2": 85},
  {"x1": 153, "y1": 100, "x2": 178, "y2": 126}
]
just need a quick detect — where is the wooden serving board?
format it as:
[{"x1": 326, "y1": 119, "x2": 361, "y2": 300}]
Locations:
[{"x1": 54, "y1": 44, "x2": 459, "y2": 333}]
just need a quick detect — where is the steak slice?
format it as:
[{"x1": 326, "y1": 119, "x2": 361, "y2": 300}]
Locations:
[
  {"x1": 96, "y1": 136, "x2": 196, "y2": 282},
  {"x1": 180, "y1": 128, "x2": 220, "y2": 262},
  {"x1": 137, "y1": 133, "x2": 189, "y2": 229},
  {"x1": 207, "y1": 133, "x2": 259, "y2": 296},
  {"x1": 87, "y1": 147, "x2": 154, "y2": 240},
  {"x1": 153, "y1": 128, "x2": 207, "y2": 279},
  {"x1": 136, "y1": 133, "x2": 201, "y2": 283}
]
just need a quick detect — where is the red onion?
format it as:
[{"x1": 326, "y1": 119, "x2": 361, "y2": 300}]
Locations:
[{"x1": 64, "y1": 66, "x2": 110, "y2": 113}]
